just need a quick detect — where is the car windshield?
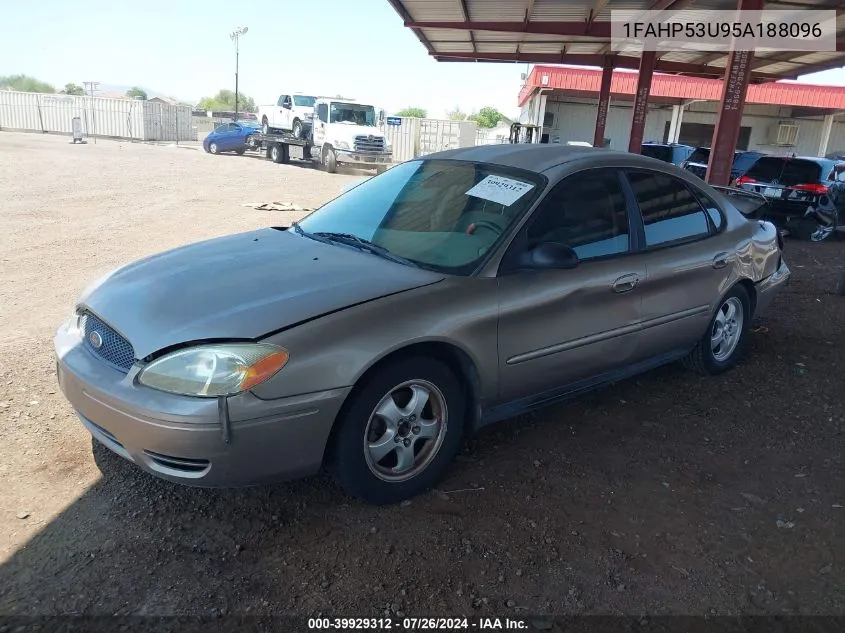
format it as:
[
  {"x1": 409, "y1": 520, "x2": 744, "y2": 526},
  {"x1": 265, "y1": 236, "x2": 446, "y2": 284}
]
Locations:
[
  {"x1": 294, "y1": 159, "x2": 545, "y2": 275},
  {"x1": 732, "y1": 152, "x2": 763, "y2": 173},
  {"x1": 641, "y1": 145, "x2": 673, "y2": 162},
  {"x1": 330, "y1": 102, "x2": 376, "y2": 126},
  {"x1": 744, "y1": 157, "x2": 825, "y2": 185},
  {"x1": 687, "y1": 148, "x2": 710, "y2": 164},
  {"x1": 293, "y1": 95, "x2": 317, "y2": 107}
]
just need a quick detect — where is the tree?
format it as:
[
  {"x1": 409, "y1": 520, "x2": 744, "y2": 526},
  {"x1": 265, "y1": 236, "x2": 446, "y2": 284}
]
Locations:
[
  {"x1": 61, "y1": 83, "x2": 85, "y2": 96},
  {"x1": 196, "y1": 89, "x2": 256, "y2": 113},
  {"x1": 447, "y1": 106, "x2": 467, "y2": 121},
  {"x1": 125, "y1": 86, "x2": 148, "y2": 99},
  {"x1": 396, "y1": 106, "x2": 427, "y2": 118},
  {"x1": 468, "y1": 106, "x2": 504, "y2": 129},
  {"x1": 0, "y1": 74, "x2": 56, "y2": 93}
]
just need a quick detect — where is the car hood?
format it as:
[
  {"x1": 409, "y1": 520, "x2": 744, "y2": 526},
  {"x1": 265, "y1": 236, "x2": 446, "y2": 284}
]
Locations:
[{"x1": 78, "y1": 228, "x2": 445, "y2": 359}]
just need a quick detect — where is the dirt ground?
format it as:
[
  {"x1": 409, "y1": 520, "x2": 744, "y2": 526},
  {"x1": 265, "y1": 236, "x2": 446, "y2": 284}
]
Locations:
[{"x1": 0, "y1": 132, "x2": 842, "y2": 619}]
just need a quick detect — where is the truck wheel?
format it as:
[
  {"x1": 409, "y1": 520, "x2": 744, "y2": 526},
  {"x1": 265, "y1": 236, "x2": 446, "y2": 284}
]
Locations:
[
  {"x1": 262, "y1": 117, "x2": 270, "y2": 135},
  {"x1": 292, "y1": 119, "x2": 303, "y2": 139},
  {"x1": 270, "y1": 144, "x2": 289, "y2": 164},
  {"x1": 323, "y1": 146, "x2": 337, "y2": 174}
]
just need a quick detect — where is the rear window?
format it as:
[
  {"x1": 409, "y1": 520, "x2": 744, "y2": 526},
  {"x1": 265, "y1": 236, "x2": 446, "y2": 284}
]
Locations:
[
  {"x1": 641, "y1": 145, "x2": 673, "y2": 162},
  {"x1": 687, "y1": 148, "x2": 710, "y2": 164},
  {"x1": 745, "y1": 157, "x2": 823, "y2": 185},
  {"x1": 733, "y1": 153, "x2": 763, "y2": 173}
]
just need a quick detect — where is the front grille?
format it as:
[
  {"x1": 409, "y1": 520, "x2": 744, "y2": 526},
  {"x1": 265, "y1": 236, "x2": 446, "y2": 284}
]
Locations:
[
  {"x1": 80, "y1": 312, "x2": 136, "y2": 372},
  {"x1": 353, "y1": 135, "x2": 385, "y2": 153}
]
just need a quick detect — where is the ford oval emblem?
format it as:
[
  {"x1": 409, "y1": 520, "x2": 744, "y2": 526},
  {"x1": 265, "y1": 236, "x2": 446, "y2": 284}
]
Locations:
[{"x1": 89, "y1": 331, "x2": 103, "y2": 349}]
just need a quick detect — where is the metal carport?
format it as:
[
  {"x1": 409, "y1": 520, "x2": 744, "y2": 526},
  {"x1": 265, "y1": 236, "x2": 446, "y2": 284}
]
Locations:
[{"x1": 386, "y1": 0, "x2": 845, "y2": 185}]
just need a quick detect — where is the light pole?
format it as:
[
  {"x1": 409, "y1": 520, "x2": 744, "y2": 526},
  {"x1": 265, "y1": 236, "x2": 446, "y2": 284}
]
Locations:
[{"x1": 230, "y1": 26, "x2": 248, "y2": 120}]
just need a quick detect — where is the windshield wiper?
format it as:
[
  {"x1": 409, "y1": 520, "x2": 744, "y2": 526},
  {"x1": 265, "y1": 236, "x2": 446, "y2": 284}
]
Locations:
[{"x1": 312, "y1": 232, "x2": 418, "y2": 267}]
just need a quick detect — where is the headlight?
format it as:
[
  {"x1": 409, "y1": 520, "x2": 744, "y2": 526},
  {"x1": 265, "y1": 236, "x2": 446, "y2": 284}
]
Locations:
[
  {"x1": 335, "y1": 140, "x2": 350, "y2": 150},
  {"x1": 137, "y1": 343, "x2": 289, "y2": 397}
]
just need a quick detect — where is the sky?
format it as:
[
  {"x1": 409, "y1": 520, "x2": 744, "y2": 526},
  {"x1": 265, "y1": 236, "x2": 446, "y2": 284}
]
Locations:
[{"x1": 1, "y1": 0, "x2": 843, "y2": 120}]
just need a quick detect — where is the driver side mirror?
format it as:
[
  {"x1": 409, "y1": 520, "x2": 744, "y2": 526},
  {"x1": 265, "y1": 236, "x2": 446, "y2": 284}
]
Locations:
[{"x1": 518, "y1": 242, "x2": 579, "y2": 270}]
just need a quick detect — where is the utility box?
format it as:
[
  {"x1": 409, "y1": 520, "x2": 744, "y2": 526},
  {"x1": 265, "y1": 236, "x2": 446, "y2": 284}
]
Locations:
[{"x1": 70, "y1": 116, "x2": 87, "y2": 144}]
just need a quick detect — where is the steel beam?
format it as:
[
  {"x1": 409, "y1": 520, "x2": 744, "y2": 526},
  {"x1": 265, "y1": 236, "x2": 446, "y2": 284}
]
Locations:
[
  {"x1": 594, "y1": 59, "x2": 614, "y2": 148},
  {"x1": 429, "y1": 51, "x2": 782, "y2": 81},
  {"x1": 705, "y1": 0, "x2": 763, "y2": 186},
  {"x1": 628, "y1": 51, "x2": 656, "y2": 154}
]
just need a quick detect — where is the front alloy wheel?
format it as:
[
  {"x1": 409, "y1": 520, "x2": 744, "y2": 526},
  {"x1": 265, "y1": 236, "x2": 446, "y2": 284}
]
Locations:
[
  {"x1": 329, "y1": 357, "x2": 465, "y2": 504},
  {"x1": 208, "y1": 142, "x2": 219, "y2": 154}
]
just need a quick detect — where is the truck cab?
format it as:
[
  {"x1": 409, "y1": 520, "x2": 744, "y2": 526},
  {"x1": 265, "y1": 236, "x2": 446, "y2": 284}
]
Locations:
[
  {"x1": 310, "y1": 98, "x2": 392, "y2": 173},
  {"x1": 259, "y1": 93, "x2": 317, "y2": 138}
]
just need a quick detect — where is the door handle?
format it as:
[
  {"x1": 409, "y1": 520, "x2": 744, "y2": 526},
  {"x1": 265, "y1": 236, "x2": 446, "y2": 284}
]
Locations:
[
  {"x1": 612, "y1": 273, "x2": 639, "y2": 294},
  {"x1": 712, "y1": 252, "x2": 729, "y2": 269}
]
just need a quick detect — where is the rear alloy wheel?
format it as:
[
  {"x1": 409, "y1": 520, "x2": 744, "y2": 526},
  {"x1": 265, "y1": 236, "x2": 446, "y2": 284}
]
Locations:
[
  {"x1": 682, "y1": 285, "x2": 751, "y2": 375},
  {"x1": 328, "y1": 357, "x2": 465, "y2": 504},
  {"x1": 208, "y1": 142, "x2": 219, "y2": 154}
]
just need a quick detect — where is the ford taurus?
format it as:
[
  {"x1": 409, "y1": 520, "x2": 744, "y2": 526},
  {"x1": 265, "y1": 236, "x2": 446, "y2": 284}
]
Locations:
[{"x1": 55, "y1": 145, "x2": 791, "y2": 504}]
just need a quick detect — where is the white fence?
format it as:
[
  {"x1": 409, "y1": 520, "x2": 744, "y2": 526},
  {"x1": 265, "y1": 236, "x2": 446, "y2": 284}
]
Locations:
[
  {"x1": 383, "y1": 118, "x2": 478, "y2": 162},
  {"x1": 0, "y1": 90, "x2": 193, "y2": 142}
]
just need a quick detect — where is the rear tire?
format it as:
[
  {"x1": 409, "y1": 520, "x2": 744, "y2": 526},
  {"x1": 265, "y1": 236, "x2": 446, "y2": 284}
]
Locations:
[
  {"x1": 292, "y1": 118, "x2": 303, "y2": 139},
  {"x1": 262, "y1": 117, "x2": 270, "y2": 135},
  {"x1": 328, "y1": 357, "x2": 466, "y2": 505},
  {"x1": 682, "y1": 284, "x2": 751, "y2": 376},
  {"x1": 235, "y1": 148, "x2": 245, "y2": 155}
]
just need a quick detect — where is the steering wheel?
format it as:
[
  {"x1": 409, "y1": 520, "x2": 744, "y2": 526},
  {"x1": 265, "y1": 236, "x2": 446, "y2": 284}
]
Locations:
[{"x1": 466, "y1": 219, "x2": 504, "y2": 236}]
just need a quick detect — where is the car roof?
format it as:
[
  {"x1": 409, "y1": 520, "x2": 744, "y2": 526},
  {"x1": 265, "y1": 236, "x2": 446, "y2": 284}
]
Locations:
[{"x1": 423, "y1": 144, "x2": 689, "y2": 174}]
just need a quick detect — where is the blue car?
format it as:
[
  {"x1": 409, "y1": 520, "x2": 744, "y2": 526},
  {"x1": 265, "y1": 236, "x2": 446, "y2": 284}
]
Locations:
[{"x1": 203, "y1": 120, "x2": 262, "y2": 155}]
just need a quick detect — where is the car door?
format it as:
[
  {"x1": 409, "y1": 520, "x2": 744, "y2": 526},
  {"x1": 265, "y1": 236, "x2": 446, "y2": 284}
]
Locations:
[
  {"x1": 622, "y1": 169, "x2": 730, "y2": 358},
  {"x1": 280, "y1": 95, "x2": 293, "y2": 129},
  {"x1": 496, "y1": 167, "x2": 647, "y2": 402},
  {"x1": 313, "y1": 102, "x2": 328, "y2": 148},
  {"x1": 220, "y1": 123, "x2": 240, "y2": 150}
]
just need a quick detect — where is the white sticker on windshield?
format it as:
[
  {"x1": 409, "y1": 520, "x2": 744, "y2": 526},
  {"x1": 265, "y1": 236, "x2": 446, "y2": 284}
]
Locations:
[{"x1": 465, "y1": 175, "x2": 535, "y2": 207}]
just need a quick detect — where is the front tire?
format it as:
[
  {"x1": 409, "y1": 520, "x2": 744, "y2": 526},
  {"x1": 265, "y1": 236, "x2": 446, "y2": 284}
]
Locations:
[
  {"x1": 328, "y1": 357, "x2": 466, "y2": 504},
  {"x1": 208, "y1": 142, "x2": 219, "y2": 154},
  {"x1": 682, "y1": 284, "x2": 751, "y2": 375},
  {"x1": 323, "y1": 145, "x2": 337, "y2": 173}
]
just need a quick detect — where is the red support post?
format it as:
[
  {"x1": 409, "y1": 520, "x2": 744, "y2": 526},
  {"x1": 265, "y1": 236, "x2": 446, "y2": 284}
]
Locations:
[
  {"x1": 706, "y1": 0, "x2": 762, "y2": 185},
  {"x1": 594, "y1": 60, "x2": 613, "y2": 149},
  {"x1": 627, "y1": 51, "x2": 656, "y2": 154}
]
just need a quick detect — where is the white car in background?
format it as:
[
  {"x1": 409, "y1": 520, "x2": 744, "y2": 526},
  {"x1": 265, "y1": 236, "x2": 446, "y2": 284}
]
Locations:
[{"x1": 258, "y1": 93, "x2": 318, "y2": 138}]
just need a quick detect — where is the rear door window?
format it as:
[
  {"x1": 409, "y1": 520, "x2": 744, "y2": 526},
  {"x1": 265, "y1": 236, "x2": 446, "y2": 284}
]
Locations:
[{"x1": 626, "y1": 171, "x2": 711, "y2": 247}]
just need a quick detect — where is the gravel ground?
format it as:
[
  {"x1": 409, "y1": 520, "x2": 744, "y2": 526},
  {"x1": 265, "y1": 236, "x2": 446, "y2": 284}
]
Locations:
[{"x1": 0, "y1": 132, "x2": 843, "y2": 619}]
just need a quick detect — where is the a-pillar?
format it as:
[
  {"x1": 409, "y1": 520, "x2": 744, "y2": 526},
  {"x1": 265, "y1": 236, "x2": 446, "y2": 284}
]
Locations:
[
  {"x1": 706, "y1": 0, "x2": 762, "y2": 185},
  {"x1": 593, "y1": 59, "x2": 613, "y2": 148},
  {"x1": 818, "y1": 113, "x2": 835, "y2": 157},
  {"x1": 628, "y1": 51, "x2": 656, "y2": 154}
]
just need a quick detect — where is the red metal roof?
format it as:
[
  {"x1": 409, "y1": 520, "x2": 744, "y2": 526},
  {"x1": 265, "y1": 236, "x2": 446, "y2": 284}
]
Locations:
[{"x1": 519, "y1": 65, "x2": 845, "y2": 109}]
